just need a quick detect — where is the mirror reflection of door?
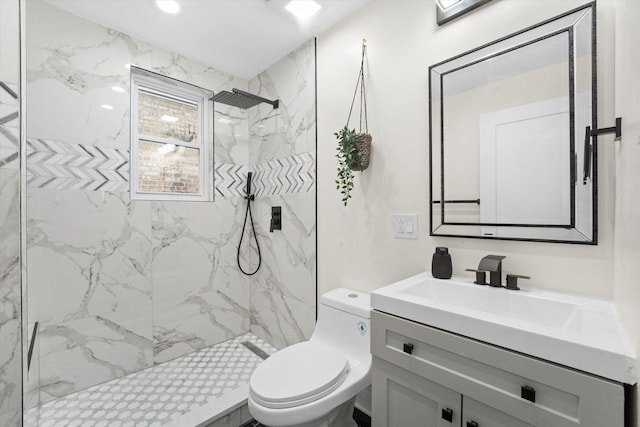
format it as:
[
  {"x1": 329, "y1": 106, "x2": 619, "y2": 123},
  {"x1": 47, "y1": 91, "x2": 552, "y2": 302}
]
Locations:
[{"x1": 479, "y1": 97, "x2": 571, "y2": 236}]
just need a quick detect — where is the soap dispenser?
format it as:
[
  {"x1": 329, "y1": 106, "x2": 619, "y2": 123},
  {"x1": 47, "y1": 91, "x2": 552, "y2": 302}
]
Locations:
[{"x1": 431, "y1": 247, "x2": 452, "y2": 279}]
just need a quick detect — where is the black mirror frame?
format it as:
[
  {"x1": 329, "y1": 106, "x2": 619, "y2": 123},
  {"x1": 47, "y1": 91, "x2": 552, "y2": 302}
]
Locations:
[{"x1": 428, "y1": 2, "x2": 598, "y2": 245}]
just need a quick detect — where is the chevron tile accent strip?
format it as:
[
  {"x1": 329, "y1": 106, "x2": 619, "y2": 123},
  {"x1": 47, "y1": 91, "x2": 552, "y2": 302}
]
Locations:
[
  {"x1": 253, "y1": 152, "x2": 315, "y2": 196},
  {"x1": 17, "y1": 134, "x2": 314, "y2": 196},
  {"x1": 26, "y1": 138, "x2": 130, "y2": 191},
  {"x1": 0, "y1": 80, "x2": 19, "y2": 170},
  {"x1": 215, "y1": 163, "x2": 249, "y2": 198}
]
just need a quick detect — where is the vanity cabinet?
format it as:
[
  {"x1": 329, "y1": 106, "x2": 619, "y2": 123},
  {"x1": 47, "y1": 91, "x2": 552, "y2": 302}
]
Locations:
[{"x1": 371, "y1": 310, "x2": 625, "y2": 427}]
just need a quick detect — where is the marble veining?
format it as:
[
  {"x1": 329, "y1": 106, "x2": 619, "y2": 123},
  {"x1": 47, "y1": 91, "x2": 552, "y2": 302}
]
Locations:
[
  {"x1": 247, "y1": 39, "x2": 317, "y2": 349},
  {"x1": 249, "y1": 40, "x2": 316, "y2": 163},
  {"x1": 26, "y1": 0, "x2": 248, "y2": 150},
  {"x1": 38, "y1": 308, "x2": 153, "y2": 404},
  {"x1": 0, "y1": 169, "x2": 21, "y2": 416},
  {"x1": 0, "y1": 3, "x2": 21, "y2": 423},
  {"x1": 250, "y1": 193, "x2": 317, "y2": 348},
  {"x1": 151, "y1": 198, "x2": 251, "y2": 363},
  {"x1": 27, "y1": 189, "x2": 152, "y2": 324},
  {"x1": 0, "y1": 8, "x2": 21, "y2": 418}
]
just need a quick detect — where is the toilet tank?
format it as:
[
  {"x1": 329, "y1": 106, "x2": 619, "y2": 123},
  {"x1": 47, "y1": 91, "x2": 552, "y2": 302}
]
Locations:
[{"x1": 311, "y1": 288, "x2": 371, "y2": 363}]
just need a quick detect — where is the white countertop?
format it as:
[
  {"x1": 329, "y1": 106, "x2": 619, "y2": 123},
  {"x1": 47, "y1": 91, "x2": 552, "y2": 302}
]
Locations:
[{"x1": 371, "y1": 272, "x2": 637, "y2": 384}]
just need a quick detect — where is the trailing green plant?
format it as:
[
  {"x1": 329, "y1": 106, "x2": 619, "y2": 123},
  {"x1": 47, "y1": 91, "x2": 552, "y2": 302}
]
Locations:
[
  {"x1": 335, "y1": 39, "x2": 372, "y2": 206},
  {"x1": 335, "y1": 126, "x2": 366, "y2": 206}
]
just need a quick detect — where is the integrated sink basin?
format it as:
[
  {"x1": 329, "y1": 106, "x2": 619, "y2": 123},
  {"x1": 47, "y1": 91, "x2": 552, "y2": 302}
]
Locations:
[
  {"x1": 400, "y1": 277, "x2": 578, "y2": 329},
  {"x1": 371, "y1": 273, "x2": 637, "y2": 384}
]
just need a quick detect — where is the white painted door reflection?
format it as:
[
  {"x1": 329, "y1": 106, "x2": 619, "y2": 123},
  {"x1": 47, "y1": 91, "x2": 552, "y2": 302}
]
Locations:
[{"x1": 479, "y1": 97, "x2": 570, "y2": 237}]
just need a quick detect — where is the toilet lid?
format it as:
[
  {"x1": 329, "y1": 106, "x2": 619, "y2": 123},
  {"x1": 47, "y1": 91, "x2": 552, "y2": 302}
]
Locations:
[{"x1": 249, "y1": 341, "x2": 350, "y2": 409}]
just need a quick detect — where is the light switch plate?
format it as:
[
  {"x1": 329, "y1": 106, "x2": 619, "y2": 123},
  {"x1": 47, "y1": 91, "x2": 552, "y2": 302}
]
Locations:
[{"x1": 394, "y1": 214, "x2": 418, "y2": 239}]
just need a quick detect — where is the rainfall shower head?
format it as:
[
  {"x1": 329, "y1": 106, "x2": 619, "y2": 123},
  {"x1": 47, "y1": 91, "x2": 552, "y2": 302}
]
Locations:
[{"x1": 211, "y1": 88, "x2": 279, "y2": 110}]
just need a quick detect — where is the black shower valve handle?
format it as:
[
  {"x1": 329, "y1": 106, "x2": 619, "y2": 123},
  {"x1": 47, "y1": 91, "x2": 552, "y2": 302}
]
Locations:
[{"x1": 270, "y1": 206, "x2": 282, "y2": 233}]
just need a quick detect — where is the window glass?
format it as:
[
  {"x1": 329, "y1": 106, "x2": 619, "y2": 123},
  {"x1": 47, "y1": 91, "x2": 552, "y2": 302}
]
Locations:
[
  {"x1": 137, "y1": 140, "x2": 200, "y2": 194},
  {"x1": 138, "y1": 90, "x2": 199, "y2": 144},
  {"x1": 130, "y1": 69, "x2": 211, "y2": 201}
]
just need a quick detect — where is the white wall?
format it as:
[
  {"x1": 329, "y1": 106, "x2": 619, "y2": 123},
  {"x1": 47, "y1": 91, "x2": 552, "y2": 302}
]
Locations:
[
  {"x1": 317, "y1": 0, "x2": 617, "y2": 298},
  {"x1": 613, "y1": 0, "x2": 640, "y2": 419}
]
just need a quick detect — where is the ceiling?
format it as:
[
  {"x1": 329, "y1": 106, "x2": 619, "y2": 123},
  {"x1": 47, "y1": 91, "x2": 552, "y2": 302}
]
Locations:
[{"x1": 46, "y1": 0, "x2": 370, "y2": 80}]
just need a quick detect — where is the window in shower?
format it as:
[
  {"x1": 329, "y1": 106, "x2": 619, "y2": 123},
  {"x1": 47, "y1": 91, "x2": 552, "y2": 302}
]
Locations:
[{"x1": 130, "y1": 68, "x2": 212, "y2": 201}]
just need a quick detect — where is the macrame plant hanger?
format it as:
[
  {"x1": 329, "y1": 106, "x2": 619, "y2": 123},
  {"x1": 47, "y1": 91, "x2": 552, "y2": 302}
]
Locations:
[{"x1": 345, "y1": 39, "x2": 372, "y2": 171}]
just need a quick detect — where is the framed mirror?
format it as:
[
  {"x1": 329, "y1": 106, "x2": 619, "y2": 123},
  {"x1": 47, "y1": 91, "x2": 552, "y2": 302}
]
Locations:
[{"x1": 429, "y1": 3, "x2": 596, "y2": 244}]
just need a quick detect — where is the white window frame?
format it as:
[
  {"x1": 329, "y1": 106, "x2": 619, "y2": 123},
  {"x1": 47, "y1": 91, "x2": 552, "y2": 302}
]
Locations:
[{"x1": 130, "y1": 70, "x2": 212, "y2": 201}]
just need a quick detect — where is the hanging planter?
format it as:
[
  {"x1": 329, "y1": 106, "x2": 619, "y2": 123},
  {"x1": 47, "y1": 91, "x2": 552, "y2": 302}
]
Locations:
[{"x1": 335, "y1": 39, "x2": 372, "y2": 206}]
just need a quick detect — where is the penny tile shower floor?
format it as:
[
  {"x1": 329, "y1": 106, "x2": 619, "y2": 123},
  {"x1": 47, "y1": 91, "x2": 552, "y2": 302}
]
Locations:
[{"x1": 26, "y1": 333, "x2": 277, "y2": 427}]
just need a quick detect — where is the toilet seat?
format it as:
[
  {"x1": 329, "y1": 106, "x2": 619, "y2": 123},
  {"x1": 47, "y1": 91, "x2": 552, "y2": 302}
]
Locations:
[{"x1": 249, "y1": 341, "x2": 350, "y2": 409}]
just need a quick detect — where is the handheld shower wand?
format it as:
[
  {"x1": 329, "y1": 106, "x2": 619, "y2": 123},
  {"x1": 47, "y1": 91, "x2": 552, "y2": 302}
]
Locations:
[
  {"x1": 237, "y1": 172, "x2": 261, "y2": 275},
  {"x1": 246, "y1": 172, "x2": 254, "y2": 200}
]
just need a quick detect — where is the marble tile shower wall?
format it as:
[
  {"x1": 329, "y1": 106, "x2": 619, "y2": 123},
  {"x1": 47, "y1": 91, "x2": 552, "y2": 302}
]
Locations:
[
  {"x1": 248, "y1": 40, "x2": 317, "y2": 349},
  {"x1": 25, "y1": 0, "x2": 252, "y2": 404},
  {"x1": 0, "y1": 0, "x2": 22, "y2": 425}
]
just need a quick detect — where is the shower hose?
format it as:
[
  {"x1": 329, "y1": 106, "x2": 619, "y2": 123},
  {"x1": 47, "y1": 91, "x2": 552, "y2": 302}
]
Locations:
[{"x1": 237, "y1": 195, "x2": 262, "y2": 275}]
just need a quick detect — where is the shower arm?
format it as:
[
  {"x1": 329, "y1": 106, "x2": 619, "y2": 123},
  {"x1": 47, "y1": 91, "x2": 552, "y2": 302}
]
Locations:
[{"x1": 232, "y1": 89, "x2": 279, "y2": 109}]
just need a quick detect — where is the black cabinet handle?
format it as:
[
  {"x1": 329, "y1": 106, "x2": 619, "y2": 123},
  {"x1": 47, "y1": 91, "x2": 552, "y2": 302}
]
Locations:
[
  {"x1": 467, "y1": 421, "x2": 479, "y2": 427},
  {"x1": 403, "y1": 343, "x2": 414, "y2": 355},
  {"x1": 521, "y1": 385, "x2": 536, "y2": 403},
  {"x1": 441, "y1": 408, "x2": 453, "y2": 422}
]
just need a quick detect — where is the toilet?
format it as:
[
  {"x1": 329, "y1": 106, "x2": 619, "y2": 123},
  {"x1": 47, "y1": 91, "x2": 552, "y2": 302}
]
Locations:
[{"x1": 248, "y1": 288, "x2": 371, "y2": 427}]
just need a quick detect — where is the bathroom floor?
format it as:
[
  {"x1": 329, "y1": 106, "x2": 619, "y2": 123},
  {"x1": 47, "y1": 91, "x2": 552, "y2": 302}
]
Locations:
[
  {"x1": 26, "y1": 333, "x2": 277, "y2": 427},
  {"x1": 239, "y1": 407, "x2": 372, "y2": 427}
]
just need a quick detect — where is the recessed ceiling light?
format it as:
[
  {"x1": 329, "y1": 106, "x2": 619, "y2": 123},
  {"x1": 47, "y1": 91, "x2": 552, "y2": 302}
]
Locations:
[
  {"x1": 436, "y1": 0, "x2": 463, "y2": 11},
  {"x1": 101, "y1": 104, "x2": 114, "y2": 110},
  {"x1": 285, "y1": 0, "x2": 321, "y2": 19},
  {"x1": 112, "y1": 86, "x2": 125, "y2": 93},
  {"x1": 156, "y1": 0, "x2": 181, "y2": 15},
  {"x1": 160, "y1": 114, "x2": 179, "y2": 123}
]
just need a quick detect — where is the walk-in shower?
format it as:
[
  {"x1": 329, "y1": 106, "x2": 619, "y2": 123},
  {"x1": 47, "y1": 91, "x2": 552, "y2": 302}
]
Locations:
[{"x1": 3, "y1": 1, "x2": 317, "y2": 425}]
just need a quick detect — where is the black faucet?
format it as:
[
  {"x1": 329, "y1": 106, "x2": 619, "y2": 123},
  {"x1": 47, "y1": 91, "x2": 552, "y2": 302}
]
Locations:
[
  {"x1": 465, "y1": 255, "x2": 530, "y2": 290},
  {"x1": 477, "y1": 255, "x2": 506, "y2": 287}
]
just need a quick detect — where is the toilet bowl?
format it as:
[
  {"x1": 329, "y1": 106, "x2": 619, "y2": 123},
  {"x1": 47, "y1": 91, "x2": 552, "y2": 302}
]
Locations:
[{"x1": 248, "y1": 288, "x2": 371, "y2": 427}]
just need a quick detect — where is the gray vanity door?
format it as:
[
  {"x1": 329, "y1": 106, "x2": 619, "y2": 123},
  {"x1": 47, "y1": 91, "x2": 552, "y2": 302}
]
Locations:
[
  {"x1": 372, "y1": 357, "x2": 461, "y2": 427},
  {"x1": 371, "y1": 310, "x2": 626, "y2": 427},
  {"x1": 463, "y1": 396, "x2": 533, "y2": 427}
]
